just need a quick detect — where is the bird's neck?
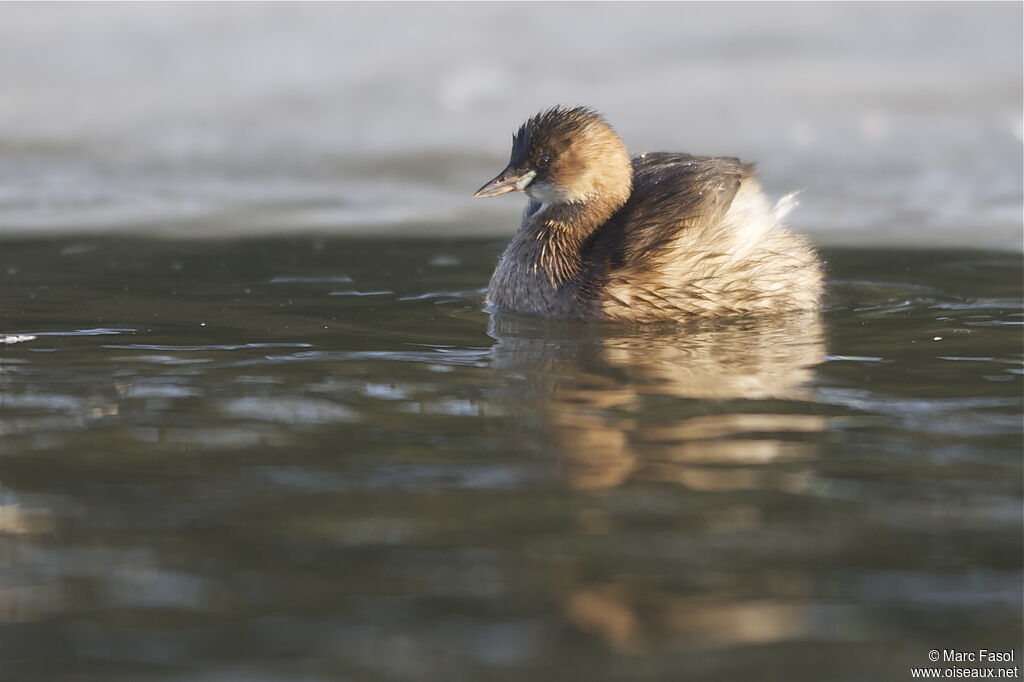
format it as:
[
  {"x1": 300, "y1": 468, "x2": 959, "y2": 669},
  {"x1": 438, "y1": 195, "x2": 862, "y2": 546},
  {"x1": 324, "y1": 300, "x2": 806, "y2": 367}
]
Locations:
[{"x1": 518, "y1": 196, "x2": 622, "y2": 286}]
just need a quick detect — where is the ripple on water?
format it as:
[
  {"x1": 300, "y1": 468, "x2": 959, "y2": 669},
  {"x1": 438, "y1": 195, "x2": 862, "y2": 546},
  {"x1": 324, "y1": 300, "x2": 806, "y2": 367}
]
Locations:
[
  {"x1": 1, "y1": 334, "x2": 36, "y2": 344},
  {"x1": 929, "y1": 299, "x2": 1024, "y2": 311},
  {"x1": 258, "y1": 348, "x2": 491, "y2": 368},
  {"x1": 14, "y1": 328, "x2": 138, "y2": 337},
  {"x1": 269, "y1": 275, "x2": 353, "y2": 283},
  {"x1": 103, "y1": 342, "x2": 315, "y2": 352},
  {"x1": 825, "y1": 354, "x2": 888, "y2": 363},
  {"x1": 328, "y1": 290, "x2": 394, "y2": 296},
  {"x1": 218, "y1": 397, "x2": 357, "y2": 425},
  {"x1": 111, "y1": 354, "x2": 213, "y2": 365},
  {"x1": 398, "y1": 288, "x2": 486, "y2": 302}
]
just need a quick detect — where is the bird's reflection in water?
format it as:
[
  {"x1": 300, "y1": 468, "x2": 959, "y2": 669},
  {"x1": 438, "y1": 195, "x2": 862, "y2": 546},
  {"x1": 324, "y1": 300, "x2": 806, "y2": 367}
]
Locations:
[
  {"x1": 487, "y1": 311, "x2": 831, "y2": 654},
  {"x1": 488, "y1": 310, "x2": 827, "y2": 490}
]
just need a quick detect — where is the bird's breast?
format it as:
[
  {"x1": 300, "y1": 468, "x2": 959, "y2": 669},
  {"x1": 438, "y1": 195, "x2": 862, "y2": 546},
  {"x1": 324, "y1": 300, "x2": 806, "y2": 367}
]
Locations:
[{"x1": 486, "y1": 237, "x2": 590, "y2": 318}]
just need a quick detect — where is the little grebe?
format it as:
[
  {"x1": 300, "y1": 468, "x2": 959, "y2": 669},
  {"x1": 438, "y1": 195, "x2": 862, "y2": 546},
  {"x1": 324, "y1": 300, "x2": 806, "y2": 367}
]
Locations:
[{"x1": 474, "y1": 106, "x2": 823, "y2": 322}]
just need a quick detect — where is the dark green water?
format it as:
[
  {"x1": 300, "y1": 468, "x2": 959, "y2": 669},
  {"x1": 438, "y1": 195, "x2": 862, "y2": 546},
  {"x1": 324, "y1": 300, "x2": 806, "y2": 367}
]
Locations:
[{"x1": 1, "y1": 237, "x2": 1021, "y2": 682}]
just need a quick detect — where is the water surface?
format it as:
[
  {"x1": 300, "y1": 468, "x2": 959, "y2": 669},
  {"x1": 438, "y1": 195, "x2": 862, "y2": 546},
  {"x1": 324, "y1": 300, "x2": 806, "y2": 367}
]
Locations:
[{"x1": 0, "y1": 237, "x2": 1020, "y2": 681}]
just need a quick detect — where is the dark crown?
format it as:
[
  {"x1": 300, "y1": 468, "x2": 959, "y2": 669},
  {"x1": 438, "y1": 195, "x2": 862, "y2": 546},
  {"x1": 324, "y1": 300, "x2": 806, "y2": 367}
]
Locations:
[{"x1": 509, "y1": 106, "x2": 606, "y2": 167}]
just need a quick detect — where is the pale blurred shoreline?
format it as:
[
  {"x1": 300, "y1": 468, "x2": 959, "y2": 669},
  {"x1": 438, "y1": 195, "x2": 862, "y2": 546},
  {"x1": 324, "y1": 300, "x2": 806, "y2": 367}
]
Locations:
[{"x1": 0, "y1": 2, "x2": 1020, "y2": 249}]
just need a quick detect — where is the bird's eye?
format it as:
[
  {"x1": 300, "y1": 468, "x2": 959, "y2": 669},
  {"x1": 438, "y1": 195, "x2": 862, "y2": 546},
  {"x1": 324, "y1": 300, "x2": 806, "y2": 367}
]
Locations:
[{"x1": 537, "y1": 154, "x2": 552, "y2": 168}]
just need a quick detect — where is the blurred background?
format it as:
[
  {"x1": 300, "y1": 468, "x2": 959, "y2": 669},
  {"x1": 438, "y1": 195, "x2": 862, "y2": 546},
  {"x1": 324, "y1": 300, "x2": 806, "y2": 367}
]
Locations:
[{"x1": 0, "y1": 1, "x2": 1020, "y2": 248}]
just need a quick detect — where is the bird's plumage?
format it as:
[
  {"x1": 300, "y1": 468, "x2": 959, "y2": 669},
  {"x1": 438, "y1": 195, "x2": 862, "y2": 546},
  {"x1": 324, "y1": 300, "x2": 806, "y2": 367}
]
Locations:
[{"x1": 477, "y1": 107, "x2": 823, "y2": 322}]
